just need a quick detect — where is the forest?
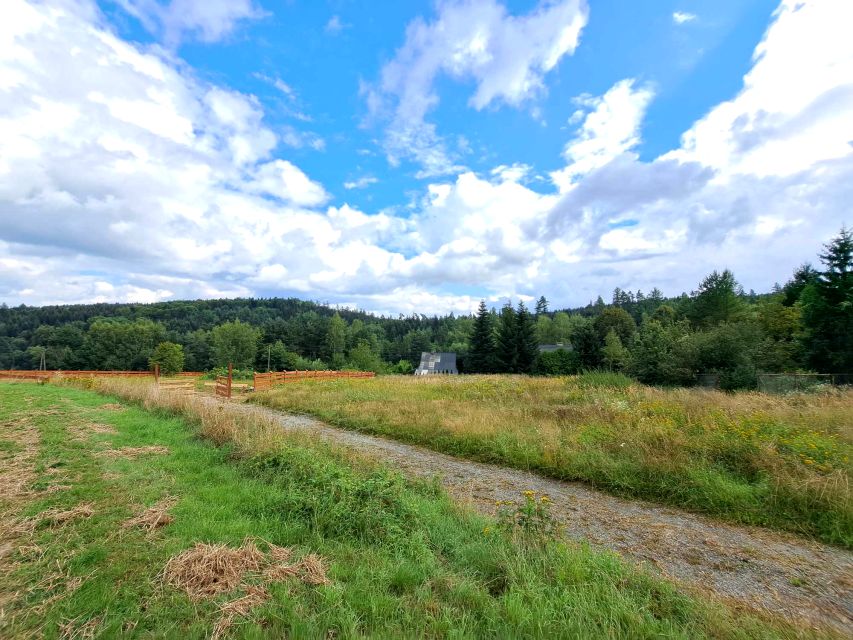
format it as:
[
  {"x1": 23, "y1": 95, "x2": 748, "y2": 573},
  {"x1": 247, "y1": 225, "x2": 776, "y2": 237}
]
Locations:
[{"x1": 1, "y1": 227, "x2": 850, "y2": 390}]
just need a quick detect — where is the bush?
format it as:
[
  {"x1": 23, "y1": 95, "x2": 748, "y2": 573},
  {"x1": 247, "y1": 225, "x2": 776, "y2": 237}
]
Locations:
[
  {"x1": 533, "y1": 349, "x2": 579, "y2": 375},
  {"x1": 149, "y1": 341, "x2": 184, "y2": 375}
]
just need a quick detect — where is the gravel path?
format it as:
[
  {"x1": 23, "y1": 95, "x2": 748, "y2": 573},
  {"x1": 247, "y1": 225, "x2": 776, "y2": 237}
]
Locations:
[{"x1": 236, "y1": 403, "x2": 852, "y2": 634}]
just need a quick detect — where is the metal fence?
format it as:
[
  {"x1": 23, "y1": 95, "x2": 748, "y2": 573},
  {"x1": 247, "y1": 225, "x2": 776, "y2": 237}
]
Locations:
[{"x1": 757, "y1": 373, "x2": 852, "y2": 394}]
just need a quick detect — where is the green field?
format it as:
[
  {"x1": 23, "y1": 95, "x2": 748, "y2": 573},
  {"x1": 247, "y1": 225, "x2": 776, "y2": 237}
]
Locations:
[
  {"x1": 251, "y1": 373, "x2": 853, "y2": 547},
  {"x1": 0, "y1": 382, "x2": 828, "y2": 639}
]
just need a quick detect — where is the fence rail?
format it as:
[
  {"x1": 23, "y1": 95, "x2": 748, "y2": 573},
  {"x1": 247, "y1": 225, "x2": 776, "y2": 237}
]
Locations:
[
  {"x1": 215, "y1": 363, "x2": 233, "y2": 399},
  {"x1": 0, "y1": 370, "x2": 159, "y2": 381},
  {"x1": 757, "y1": 373, "x2": 852, "y2": 394},
  {"x1": 254, "y1": 369, "x2": 375, "y2": 392}
]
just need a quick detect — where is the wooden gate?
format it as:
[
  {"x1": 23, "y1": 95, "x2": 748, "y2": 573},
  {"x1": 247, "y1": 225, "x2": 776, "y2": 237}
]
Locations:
[{"x1": 215, "y1": 363, "x2": 233, "y2": 399}]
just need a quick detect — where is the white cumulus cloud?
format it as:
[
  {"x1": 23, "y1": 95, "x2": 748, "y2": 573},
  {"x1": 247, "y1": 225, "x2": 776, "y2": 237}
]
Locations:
[{"x1": 365, "y1": 0, "x2": 588, "y2": 177}]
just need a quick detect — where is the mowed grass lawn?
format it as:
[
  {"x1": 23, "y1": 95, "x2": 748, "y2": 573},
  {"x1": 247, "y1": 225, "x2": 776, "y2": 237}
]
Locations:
[
  {"x1": 252, "y1": 373, "x2": 853, "y2": 548},
  {"x1": 0, "y1": 382, "x2": 829, "y2": 640}
]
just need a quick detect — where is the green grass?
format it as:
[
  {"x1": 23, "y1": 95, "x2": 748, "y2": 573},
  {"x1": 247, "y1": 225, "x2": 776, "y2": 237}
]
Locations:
[
  {"x1": 0, "y1": 383, "x2": 823, "y2": 639},
  {"x1": 250, "y1": 374, "x2": 853, "y2": 548}
]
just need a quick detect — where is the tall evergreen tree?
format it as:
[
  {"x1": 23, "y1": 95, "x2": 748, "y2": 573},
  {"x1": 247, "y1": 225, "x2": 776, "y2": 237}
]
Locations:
[
  {"x1": 802, "y1": 227, "x2": 853, "y2": 371},
  {"x1": 494, "y1": 303, "x2": 518, "y2": 373},
  {"x1": 688, "y1": 269, "x2": 744, "y2": 327},
  {"x1": 535, "y1": 296, "x2": 549, "y2": 317},
  {"x1": 515, "y1": 301, "x2": 539, "y2": 373},
  {"x1": 573, "y1": 322, "x2": 601, "y2": 370},
  {"x1": 468, "y1": 300, "x2": 496, "y2": 373}
]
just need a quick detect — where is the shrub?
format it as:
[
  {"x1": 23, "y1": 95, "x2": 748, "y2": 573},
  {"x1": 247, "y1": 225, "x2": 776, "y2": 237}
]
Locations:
[
  {"x1": 533, "y1": 349, "x2": 579, "y2": 375},
  {"x1": 149, "y1": 341, "x2": 185, "y2": 375}
]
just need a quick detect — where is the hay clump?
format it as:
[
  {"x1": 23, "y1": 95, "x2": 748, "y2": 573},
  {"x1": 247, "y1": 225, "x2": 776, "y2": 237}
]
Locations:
[
  {"x1": 123, "y1": 497, "x2": 178, "y2": 532},
  {"x1": 99, "y1": 445, "x2": 170, "y2": 459},
  {"x1": 37, "y1": 503, "x2": 95, "y2": 527},
  {"x1": 99, "y1": 403, "x2": 124, "y2": 411},
  {"x1": 211, "y1": 585, "x2": 270, "y2": 640},
  {"x1": 162, "y1": 540, "x2": 266, "y2": 600},
  {"x1": 296, "y1": 553, "x2": 331, "y2": 586}
]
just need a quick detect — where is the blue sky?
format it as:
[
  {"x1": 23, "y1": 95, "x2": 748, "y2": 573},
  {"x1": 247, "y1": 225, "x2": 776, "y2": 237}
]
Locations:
[{"x1": 1, "y1": 0, "x2": 851, "y2": 314}]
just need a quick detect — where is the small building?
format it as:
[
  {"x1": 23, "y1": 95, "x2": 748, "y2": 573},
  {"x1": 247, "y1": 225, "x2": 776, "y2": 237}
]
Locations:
[
  {"x1": 539, "y1": 343, "x2": 572, "y2": 352},
  {"x1": 415, "y1": 352, "x2": 458, "y2": 375}
]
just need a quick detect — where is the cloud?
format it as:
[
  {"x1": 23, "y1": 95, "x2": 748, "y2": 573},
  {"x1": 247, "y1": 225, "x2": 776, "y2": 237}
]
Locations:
[
  {"x1": 343, "y1": 176, "x2": 379, "y2": 190},
  {"x1": 0, "y1": 0, "x2": 398, "y2": 307},
  {"x1": 325, "y1": 15, "x2": 346, "y2": 35},
  {"x1": 365, "y1": 0, "x2": 588, "y2": 176},
  {"x1": 668, "y1": 0, "x2": 853, "y2": 179},
  {"x1": 672, "y1": 11, "x2": 697, "y2": 25},
  {"x1": 1, "y1": 0, "x2": 851, "y2": 316},
  {"x1": 551, "y1": 78, "x2": 655, "y2": 191},
  {"x1": 248, "y1": 160, "x2": 329, "y2": 206},
  {"x1": 117, "y1": 0, "x2": 264, "y2": 46}
]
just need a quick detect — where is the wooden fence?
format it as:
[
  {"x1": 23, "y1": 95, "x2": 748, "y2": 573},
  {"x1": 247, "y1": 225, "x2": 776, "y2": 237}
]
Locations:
[
  {"x1": 215, "y1": 363, "x2": 233, "y2": 399},
  {"x1": 253, "y1": 369, "x2": 375, "y2": 392},
  {"x1": 0, "y1": 370, "x2": 156, "y2": 381},
  {"x1": 0, "y1": 370, "x2": 204, "y2": 382}
]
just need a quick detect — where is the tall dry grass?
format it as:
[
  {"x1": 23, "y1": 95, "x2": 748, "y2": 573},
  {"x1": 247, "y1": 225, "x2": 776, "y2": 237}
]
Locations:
[{"x1": 252, "y1": 374, "x2": 853, "y2": 547}]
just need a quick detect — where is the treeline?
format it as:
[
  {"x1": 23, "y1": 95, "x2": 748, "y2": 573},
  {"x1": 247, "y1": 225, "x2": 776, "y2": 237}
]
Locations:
[{"x1": 1, "y1": 228, "x2": 850, "y2": 388}]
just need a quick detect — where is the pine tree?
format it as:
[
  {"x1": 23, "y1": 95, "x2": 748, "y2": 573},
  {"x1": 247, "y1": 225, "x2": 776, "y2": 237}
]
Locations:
[
  {"x1": 535, "y1": 296, "x2": 549, "y2": 317},
  {"x1": 515, "y1": 301, "x2": 539, "y2": 373},
  {"x1": 494, "y1": 303, "x2": 518, "y2": 373},
  {"x1": 688, "y1": 269, "x2": 744, "y2": 327},
  {"x1": 802, "y1": 227, "x2": 853, "y2": 371},
  {"x1": 468, "y1": 300, "x2": 496, "y2": 373}
]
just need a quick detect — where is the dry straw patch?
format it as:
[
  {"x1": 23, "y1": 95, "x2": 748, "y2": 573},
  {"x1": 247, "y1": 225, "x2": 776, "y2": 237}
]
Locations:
[
  {"x1": 162, "y1": 539, "x2": 330, "y2": 599},
  {"x1": 27, "y1": 503, "x2": 95, "y2": 531},
  {"x1": 163, "y1": 540, "x2": 267, "y2": 600},
  {"x1": 162, "y1": 538, "x2": 331, "y2": 637},
  {"x1": 58, "y1": 614, "x2": 101, "y2": 640},
  {"x1": 123, "y1": 496, "x2": 178, "y2": 532},
  {"x1": 98, "y1": 445, "x2": 170, "y2": 459},
  {"x1": 99, "y1": 403, "x2": 124, "y2": 411},
  {"x1": 211, "y1": 585, "x2": 270, "y2": 640}
]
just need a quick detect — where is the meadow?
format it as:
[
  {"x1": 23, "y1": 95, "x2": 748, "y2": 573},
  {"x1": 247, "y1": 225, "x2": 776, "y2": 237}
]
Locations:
[
  {"x1": 252, "y1": 373, "x2": 853, "y2": 547},
  {"x1": 1, "y1": 381, "x2": 824, "y2": 639}
]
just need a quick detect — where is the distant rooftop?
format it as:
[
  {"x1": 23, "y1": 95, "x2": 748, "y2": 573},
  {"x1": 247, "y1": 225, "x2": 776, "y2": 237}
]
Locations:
[
  {"x1": 539, "y1": 343, "x2": 572, "y2": 352},
  {"x1": 415, "y1": 352, "x2": 458, "y2": 375}
]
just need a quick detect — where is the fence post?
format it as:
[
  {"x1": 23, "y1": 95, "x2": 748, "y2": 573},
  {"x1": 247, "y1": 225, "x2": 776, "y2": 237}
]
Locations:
[{"x1": 154, "y1": 363, "x2": 160, "y2": 384}]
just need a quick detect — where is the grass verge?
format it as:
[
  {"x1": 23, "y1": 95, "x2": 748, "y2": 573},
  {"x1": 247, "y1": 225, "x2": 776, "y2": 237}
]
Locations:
[
  {"x1": 249, "y1": 374, "x2": 853, "y2": 548},
  {"x1": 0, "y1": 381, "x2": 831, "y2": 638}
]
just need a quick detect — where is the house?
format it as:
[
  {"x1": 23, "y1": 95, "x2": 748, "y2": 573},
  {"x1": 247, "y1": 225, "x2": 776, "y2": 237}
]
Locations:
[
  {"x1": 415, "y1": 352, "x2": 458, "y2": 375},
  {"x1": 539, "y1": 343, "x2": 572, "y2": 352}
]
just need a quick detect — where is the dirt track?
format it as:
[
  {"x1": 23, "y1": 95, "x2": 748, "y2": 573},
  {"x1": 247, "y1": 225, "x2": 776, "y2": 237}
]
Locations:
[{"x1": 238, "y1": 403, "x2": 852, "y2": 635}]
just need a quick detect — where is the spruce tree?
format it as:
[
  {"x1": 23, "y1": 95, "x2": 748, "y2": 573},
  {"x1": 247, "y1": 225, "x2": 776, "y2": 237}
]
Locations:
[
  {"x1": 495, "y1": 303, "x2": 518, "y2": 373},
  {"x1": 468, "y1": 300, "x2": 496, "y2": 373},
  {"x1": 535, "y1": 296, "x2": 549, "y2": 317},
  {"x1": 515, "y1": 301, "x2": 539, "y2": 373},
  {"x1": 802, "y1": 227, "x2": 853, "y2": 371}
]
